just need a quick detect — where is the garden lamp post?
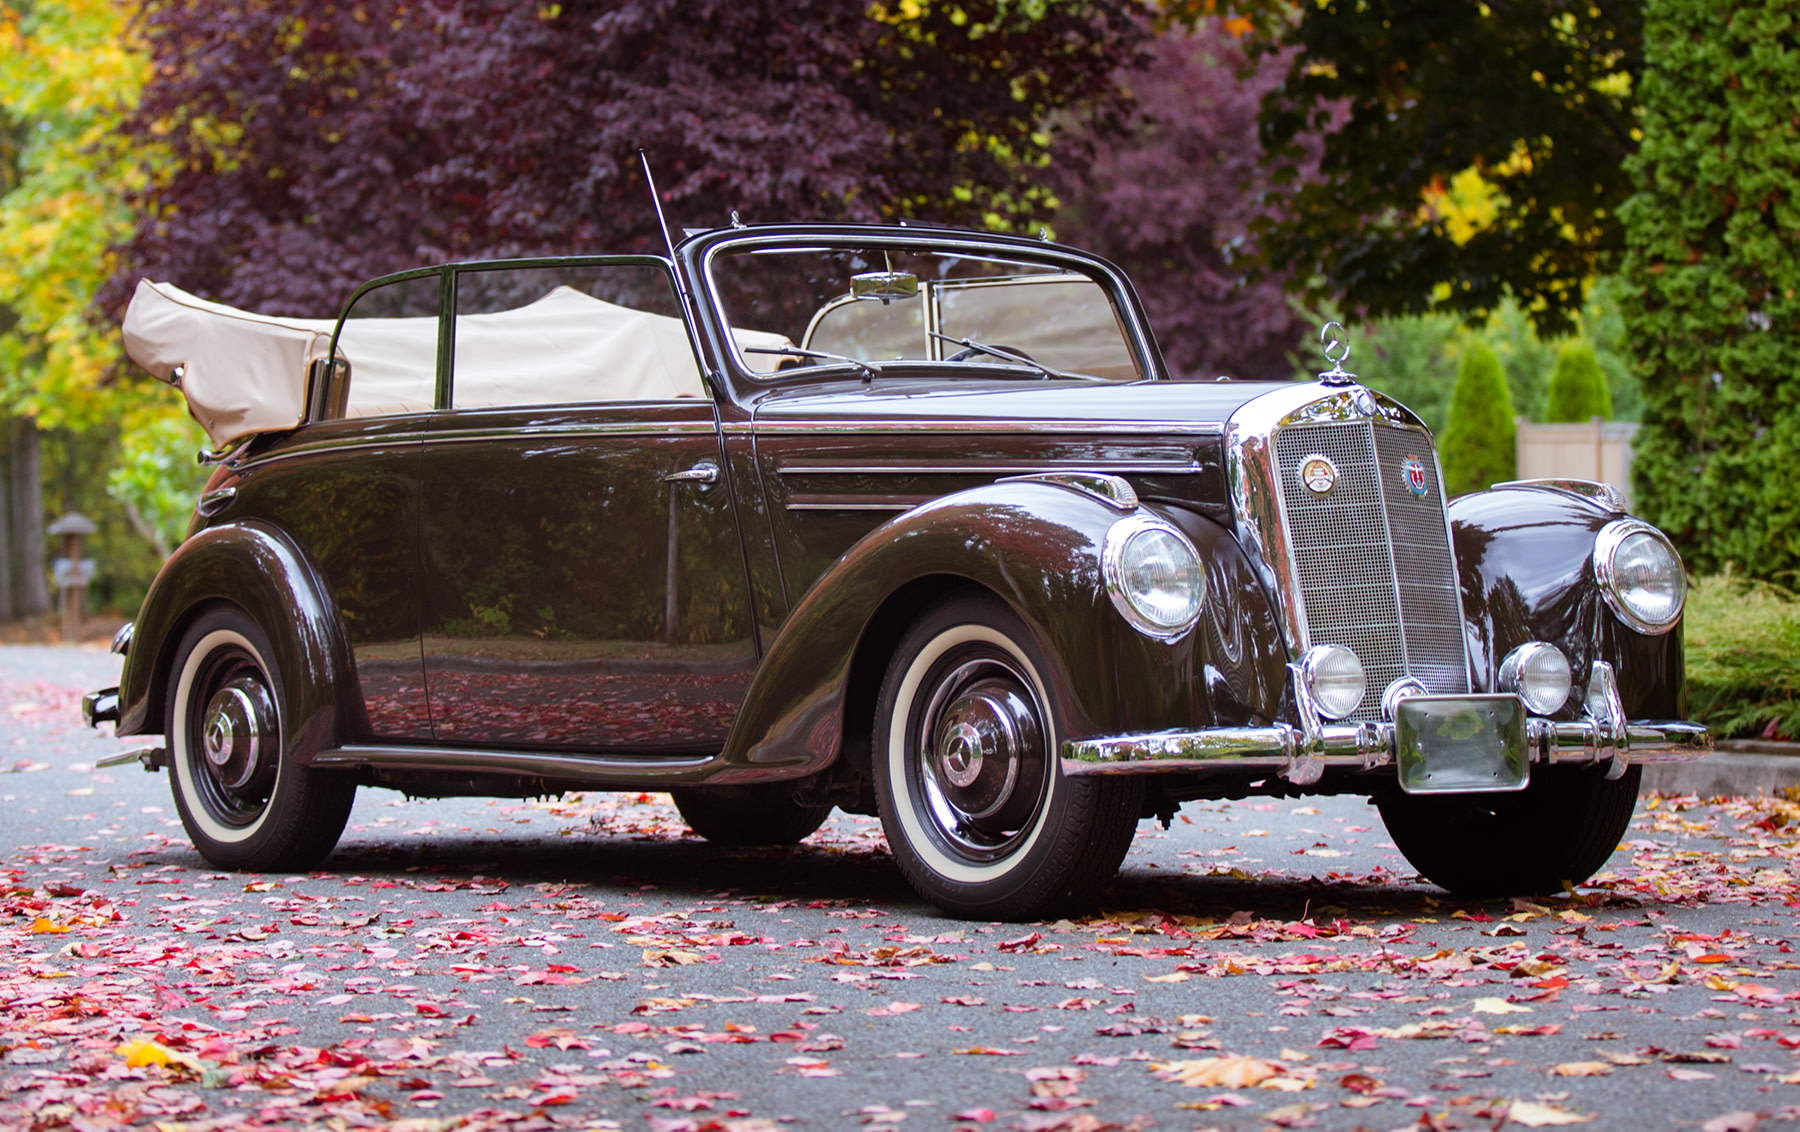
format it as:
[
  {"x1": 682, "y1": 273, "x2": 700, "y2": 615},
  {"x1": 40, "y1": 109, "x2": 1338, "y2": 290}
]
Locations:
[{"x1": 48, "y1": 512, "x2": 97, "y2": 643}]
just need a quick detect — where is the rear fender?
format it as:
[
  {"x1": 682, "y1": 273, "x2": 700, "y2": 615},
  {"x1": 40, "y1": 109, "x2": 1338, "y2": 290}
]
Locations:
[
  {"x1": 117, "y1": 522, "x2": 352, "y2": 760},
  {"x1": 713, "y1": 481, "x2": 1287, "y2": 782}
]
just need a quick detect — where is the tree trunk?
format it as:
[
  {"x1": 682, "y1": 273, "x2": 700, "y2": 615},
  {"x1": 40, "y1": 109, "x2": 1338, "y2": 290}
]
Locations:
[
  {"x1": 13, "y1": 419, "x2": 46, "y2": 617},
  {"x1": 0, "y1": 417, "x2": 49, "y2": 622}
]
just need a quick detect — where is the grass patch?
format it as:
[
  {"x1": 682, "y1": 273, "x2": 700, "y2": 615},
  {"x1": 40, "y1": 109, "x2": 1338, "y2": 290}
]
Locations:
[{"x1": 1684, "y1": 572, "x2": 1800, "y2": 741}]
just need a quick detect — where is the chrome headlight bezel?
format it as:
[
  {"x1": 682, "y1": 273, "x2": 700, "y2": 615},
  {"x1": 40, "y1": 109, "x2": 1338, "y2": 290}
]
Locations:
[
  {"x1": 1300, "y1": 643, "x2": 1367, "y2": 720},
  {"x1": 1594, "y1": 519, "x2": 1687, "y2": 635},
  {"x1": 1498, "y1": 641, "x2": 1573, "y2": 715},
  {"x1": 1101, "y1": 514, "x2": 1206, "y2": 642}
]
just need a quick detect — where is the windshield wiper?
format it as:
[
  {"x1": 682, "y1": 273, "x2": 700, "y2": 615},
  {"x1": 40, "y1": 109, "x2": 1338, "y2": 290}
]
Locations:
[
  {"x1": 926, "y1": 332, "x2": 1107, "y2": 382},
  {"x1": 744, "y1": 345, "x2": 881, "y2": 381}
]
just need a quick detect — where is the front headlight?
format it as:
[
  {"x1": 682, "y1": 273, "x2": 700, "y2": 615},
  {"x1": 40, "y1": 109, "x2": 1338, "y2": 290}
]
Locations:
[
  {"x1": 1101, "y1": 515, "x2": 1205, "y2": 640},
  {"x1": 1595, "y1": 519, "x2": 1686, "y2": 635}
]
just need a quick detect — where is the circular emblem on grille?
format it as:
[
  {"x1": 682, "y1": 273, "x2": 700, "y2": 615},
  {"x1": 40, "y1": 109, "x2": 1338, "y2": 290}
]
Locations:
[
  {"x1": 1402, "y1": 455, "x2": 1429, "y2": 498},
  {"x1": 1299, "y1": 454, "x2": 1339, "y2": 495}
]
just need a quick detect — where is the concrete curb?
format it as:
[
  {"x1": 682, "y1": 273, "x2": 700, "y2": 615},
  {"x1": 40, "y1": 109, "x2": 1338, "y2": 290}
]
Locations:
[{"x1": 1642, "y1": 752, "x2": 1798, "y2": 797}]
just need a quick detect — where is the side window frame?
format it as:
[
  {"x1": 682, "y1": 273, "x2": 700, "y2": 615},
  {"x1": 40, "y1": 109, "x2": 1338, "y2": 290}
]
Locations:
[
  {"x1": 316, "y1": 255, "x2": 700, "y2": 423},
  {"x1": 445, "y1": 255, "x2": 699, "y2": 411},
  {"x1": 315, "y1": 265, "x2": 451, "y2": 424}
]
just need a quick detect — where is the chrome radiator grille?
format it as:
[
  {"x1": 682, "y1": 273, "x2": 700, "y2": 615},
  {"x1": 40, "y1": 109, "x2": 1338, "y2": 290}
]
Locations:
[{"x1": 1274, "y1": 420, "x2": 1469, "y2": 718}]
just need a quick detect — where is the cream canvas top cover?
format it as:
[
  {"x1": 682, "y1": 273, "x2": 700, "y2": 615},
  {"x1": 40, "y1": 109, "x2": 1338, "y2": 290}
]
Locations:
[{"x1": 122, "y1": 278, "x2": 785, "y2": 447}]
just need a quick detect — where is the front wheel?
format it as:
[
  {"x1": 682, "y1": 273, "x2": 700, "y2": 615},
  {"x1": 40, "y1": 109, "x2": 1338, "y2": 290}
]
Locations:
[
  {"x1": 873, "y1": 595, "x2": 1142, "y2": 920},
  {"x1": 1376, "y1": 764, "x2": 1642, "y2": 896},
  {"x1": 166, "y1": 608, "x2": 355, "y2": 872}
]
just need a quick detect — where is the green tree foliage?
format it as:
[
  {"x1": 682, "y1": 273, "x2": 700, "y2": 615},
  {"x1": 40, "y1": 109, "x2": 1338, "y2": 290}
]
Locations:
[
  {"x1": 1543, "y1": 340, "x2": 1612, "y2": 422},
  {"x1": 0, "y1": 0, "x2": 204, "y2": 610},
  {"x1": 1310, "y1": 283, "x2": 1642, "y2": 437},
  {"x1": 1621, "y1": 0, "x2": 1800, "y2": 579},
  {"x1": 1439, "y1": 341, "x2": 1516, "y2": 497},
  {"x1": 1256, "y1": 0, "x2": 1642, "y2": 336}
]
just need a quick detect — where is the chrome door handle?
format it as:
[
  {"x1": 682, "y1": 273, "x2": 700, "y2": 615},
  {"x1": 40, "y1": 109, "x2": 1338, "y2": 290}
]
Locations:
[{"x1": 664, "y1": 460, "x2": 720, "y2": 487}]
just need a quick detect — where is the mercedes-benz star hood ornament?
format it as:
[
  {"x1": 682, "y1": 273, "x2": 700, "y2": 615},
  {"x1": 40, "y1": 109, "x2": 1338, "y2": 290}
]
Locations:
[{"x1": 1318, "y1": 320, "x2": 1356, "y2": 386}]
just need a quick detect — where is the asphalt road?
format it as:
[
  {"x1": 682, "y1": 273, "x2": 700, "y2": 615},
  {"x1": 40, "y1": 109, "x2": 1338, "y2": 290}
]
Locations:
[{"x1": 3, "y1": 644, "x2": 1798, "y2": 1132}]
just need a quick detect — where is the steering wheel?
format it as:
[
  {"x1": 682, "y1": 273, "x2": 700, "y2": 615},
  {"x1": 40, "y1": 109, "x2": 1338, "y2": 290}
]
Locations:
[{"x1": 949, "y1": 343, "x2": 1035, "y2": 364}]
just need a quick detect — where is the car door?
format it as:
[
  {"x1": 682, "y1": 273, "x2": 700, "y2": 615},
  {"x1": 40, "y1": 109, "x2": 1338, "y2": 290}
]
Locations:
[
  {"x1": 247, "y1": 269, "x2": 443, "y2": 741},
  {"x1": 417, "y1": 259, "x2": 757, "y2": 752}
]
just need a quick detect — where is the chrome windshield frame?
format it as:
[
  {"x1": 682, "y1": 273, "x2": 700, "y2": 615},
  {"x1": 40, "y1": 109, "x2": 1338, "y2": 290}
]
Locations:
[{"x1": 681, "y1": 225, "x2": 1169, "y2": 398}]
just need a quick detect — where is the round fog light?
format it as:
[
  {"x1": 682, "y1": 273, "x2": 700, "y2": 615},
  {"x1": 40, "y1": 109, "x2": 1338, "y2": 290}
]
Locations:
[
  {"x1": 1499, "y1": 641, "x2": 1572, "y2": 715},
  {"x1": 1301, "y1": 644, "x2": 1366, "y2": 720}
]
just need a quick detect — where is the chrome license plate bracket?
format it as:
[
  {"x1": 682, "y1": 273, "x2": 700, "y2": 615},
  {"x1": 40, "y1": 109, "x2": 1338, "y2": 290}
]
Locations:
[{"x1": 1395, "y1": 694, "x2": 1529, "y2": 794}]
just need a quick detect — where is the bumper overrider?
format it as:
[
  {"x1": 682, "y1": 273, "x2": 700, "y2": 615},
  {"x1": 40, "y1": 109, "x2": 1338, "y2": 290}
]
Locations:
[{"x1": 1062, "y1": 659, "x2": 1710, "y2": 791}]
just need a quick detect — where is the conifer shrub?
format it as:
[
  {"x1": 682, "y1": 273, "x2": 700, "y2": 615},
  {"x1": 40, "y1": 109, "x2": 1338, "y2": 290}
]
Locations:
[
  {"x1": 1685, "y1": 572, "x2": 1800, "y2": 741},
  {"x1": 1439, "y1": 341, "x2": 1516, "y2": 497},
  {"x1": 1543, "y1": 340, "x2": 1612, "y2": 422},
  {"x1": 1620, "y1": 0, "x2": 1800, "y2": 579}
]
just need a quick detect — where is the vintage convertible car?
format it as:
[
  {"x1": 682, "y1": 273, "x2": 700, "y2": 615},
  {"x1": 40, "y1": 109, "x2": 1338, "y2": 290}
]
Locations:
[{"x1": 84, "y1": 222, "x2": 1710, "y2": 919}]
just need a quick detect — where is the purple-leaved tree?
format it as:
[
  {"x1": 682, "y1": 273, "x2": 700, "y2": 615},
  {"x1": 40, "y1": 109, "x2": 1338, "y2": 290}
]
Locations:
[
  {"x1": 106, "y1": 0, "x2": 1147, "y2": 317},
  {"x1": 1051, "y1": 18, "x2": 1323, "y2": 381}
]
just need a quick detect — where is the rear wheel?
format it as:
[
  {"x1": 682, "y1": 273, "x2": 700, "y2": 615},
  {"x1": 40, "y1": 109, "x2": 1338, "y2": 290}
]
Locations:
[
  {"x1": 1377, "y1": 764, "x2": 1641, "y2": 896},
  {"x1": 873, "y1": 595, "x2": 1142, "y2": 920},
  {"x1": 671, "y1": 785, "x2": 831, "y2": 846},
  {"x1": 166, "y1": 608, "x2": 354, "y2": 871}
]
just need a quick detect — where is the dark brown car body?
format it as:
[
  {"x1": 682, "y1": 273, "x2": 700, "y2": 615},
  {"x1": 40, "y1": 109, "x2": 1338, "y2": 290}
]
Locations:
[{"x1": 87, "y1": 224, "x2": 1708, "y2": 918}]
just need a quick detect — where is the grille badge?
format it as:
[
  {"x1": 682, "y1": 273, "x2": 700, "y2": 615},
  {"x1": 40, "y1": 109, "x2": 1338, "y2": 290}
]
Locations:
[
  {"x1": 1402, "y1": 456, "x2": 1429, "y2": 498},
  {"x1": 1300, "y1": 453, "x2": 1339, "y2": 495}
]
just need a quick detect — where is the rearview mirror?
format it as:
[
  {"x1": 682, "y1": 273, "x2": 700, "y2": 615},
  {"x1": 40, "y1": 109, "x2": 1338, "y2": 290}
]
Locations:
[{"x1": 851, "y1": 270, "x2": 919, "y2": 304}]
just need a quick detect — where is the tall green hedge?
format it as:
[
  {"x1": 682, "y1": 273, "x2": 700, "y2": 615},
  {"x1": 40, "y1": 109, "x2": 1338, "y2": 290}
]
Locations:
[
  {"x1": 1621, "y1": 0, "x2": 1800, "y2": 579},
  {"x1": 1440, "y1": 341, "x2": 1517, "y2": 496},
  {"x1": 1543, "y1": 340, "x2": 1612, "y2": 422}
]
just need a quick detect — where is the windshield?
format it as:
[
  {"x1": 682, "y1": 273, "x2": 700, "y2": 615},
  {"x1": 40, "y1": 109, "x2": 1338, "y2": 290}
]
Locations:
[{"x1": 707, "y1": 244, "x2": 1145, "y2": 382}]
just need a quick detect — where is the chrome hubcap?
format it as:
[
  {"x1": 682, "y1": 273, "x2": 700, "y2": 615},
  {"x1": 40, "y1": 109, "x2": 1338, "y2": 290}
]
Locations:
[
  {"x1": 916, "y1": 661, "x2": 1048, "y2": 859},
  {"x1": 199, "y1": 676, "x2": 277, "y2": 793}
]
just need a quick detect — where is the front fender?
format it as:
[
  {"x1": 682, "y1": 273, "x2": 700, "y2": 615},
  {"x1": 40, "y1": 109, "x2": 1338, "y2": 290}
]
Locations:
[
  {"x1": 714, "y1": 481, "x2": 1287, "y2": 781},
  {"x1": 1451, "y1": 485, "x2": 1684, "y2": 719},
  {"x1": 117, "y1": 521, "x2": 352, "y2": 760}
]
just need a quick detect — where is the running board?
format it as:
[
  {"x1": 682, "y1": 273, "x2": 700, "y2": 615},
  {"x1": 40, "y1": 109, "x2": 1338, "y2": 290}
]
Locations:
[{"x1": 308, "y1": 744, "x2": 717, "y2": 787}]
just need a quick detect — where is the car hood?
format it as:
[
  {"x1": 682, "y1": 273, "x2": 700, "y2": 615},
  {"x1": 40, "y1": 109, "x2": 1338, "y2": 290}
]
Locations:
[
  {"x1": 748, "y1": 376, "x2": 1288, "y2": 434},
  {"x1": 745, "y1": 377, "x2": 1305, "y2": 537}
]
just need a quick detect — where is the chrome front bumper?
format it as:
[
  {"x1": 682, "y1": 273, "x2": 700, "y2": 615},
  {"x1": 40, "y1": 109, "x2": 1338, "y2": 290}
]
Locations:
[{"x1": 1061, "y1": 660, "x2": 1711, "y2": 788}]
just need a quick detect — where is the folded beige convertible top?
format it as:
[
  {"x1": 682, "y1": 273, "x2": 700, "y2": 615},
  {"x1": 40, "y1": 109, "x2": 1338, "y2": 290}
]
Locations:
[{"x1": 122, "y1": 279, "x2": 784, "y2": 447}]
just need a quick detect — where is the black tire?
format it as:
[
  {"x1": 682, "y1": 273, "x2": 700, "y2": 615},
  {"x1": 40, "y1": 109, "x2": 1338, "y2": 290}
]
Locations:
[
  {"x1": 872, "y1": 594, "x2": 1143, "y2": 921},
  {"x1": 165, "y1": 607, "x2": 355, "y2": 872},
  {"x1": 1377, "y1": 763, "x2": 1642, "y2": 896},
  {"x1": 670, "y1": 785, "x2": 832, "y2": 846}
]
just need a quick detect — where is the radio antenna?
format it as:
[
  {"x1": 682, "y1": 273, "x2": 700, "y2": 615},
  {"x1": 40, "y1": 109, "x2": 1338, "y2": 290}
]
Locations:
[
  {"x1": 639, "y1": 150, "x2": 680, "y2": 261},
  {"x1": 638, "y1": 149, "x2": 697, "y2": 316}
]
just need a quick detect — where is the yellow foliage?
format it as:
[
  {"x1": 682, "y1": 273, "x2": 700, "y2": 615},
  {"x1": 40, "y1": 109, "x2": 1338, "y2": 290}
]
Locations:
[
  {"x1": 0, "y1": 0, "x2": 159, "y2": 430},
  {"x1": 115, "y1": 1036, "x2": 203, "y2": 1072},
  {"x1": 1419, "y1": 166, "x2": 1505, "y2": 246}
]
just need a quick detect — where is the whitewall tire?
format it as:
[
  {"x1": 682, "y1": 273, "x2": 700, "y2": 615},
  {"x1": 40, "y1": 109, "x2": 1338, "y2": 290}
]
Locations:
[
  {"x1": 873, "y1": 595, "x2": 1142, "y2": 920},
  {"x1": 166, "y1": 608, "x2": 354, "y2": 871}
]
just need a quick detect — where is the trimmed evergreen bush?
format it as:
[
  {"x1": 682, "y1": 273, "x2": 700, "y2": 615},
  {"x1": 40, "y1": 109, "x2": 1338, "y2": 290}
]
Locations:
[
  {"x1": 1620, "y1": 0, "x2": 1800, "y2": 579},
  {"x1": 1543, "y1": 340, "x2": 1612, "y2": 422},
  {"x1": 1439, "y1": 341, "x2": 1516, "y2": 497},
  {"x1": 1685, "y1": 572, "x2": 1800, "y2": 740}
]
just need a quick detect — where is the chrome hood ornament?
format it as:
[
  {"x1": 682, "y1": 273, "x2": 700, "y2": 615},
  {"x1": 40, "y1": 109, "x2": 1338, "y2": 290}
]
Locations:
[{"x1": 1318, "y1": 321, "x2": 1356, "y2": 386}]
